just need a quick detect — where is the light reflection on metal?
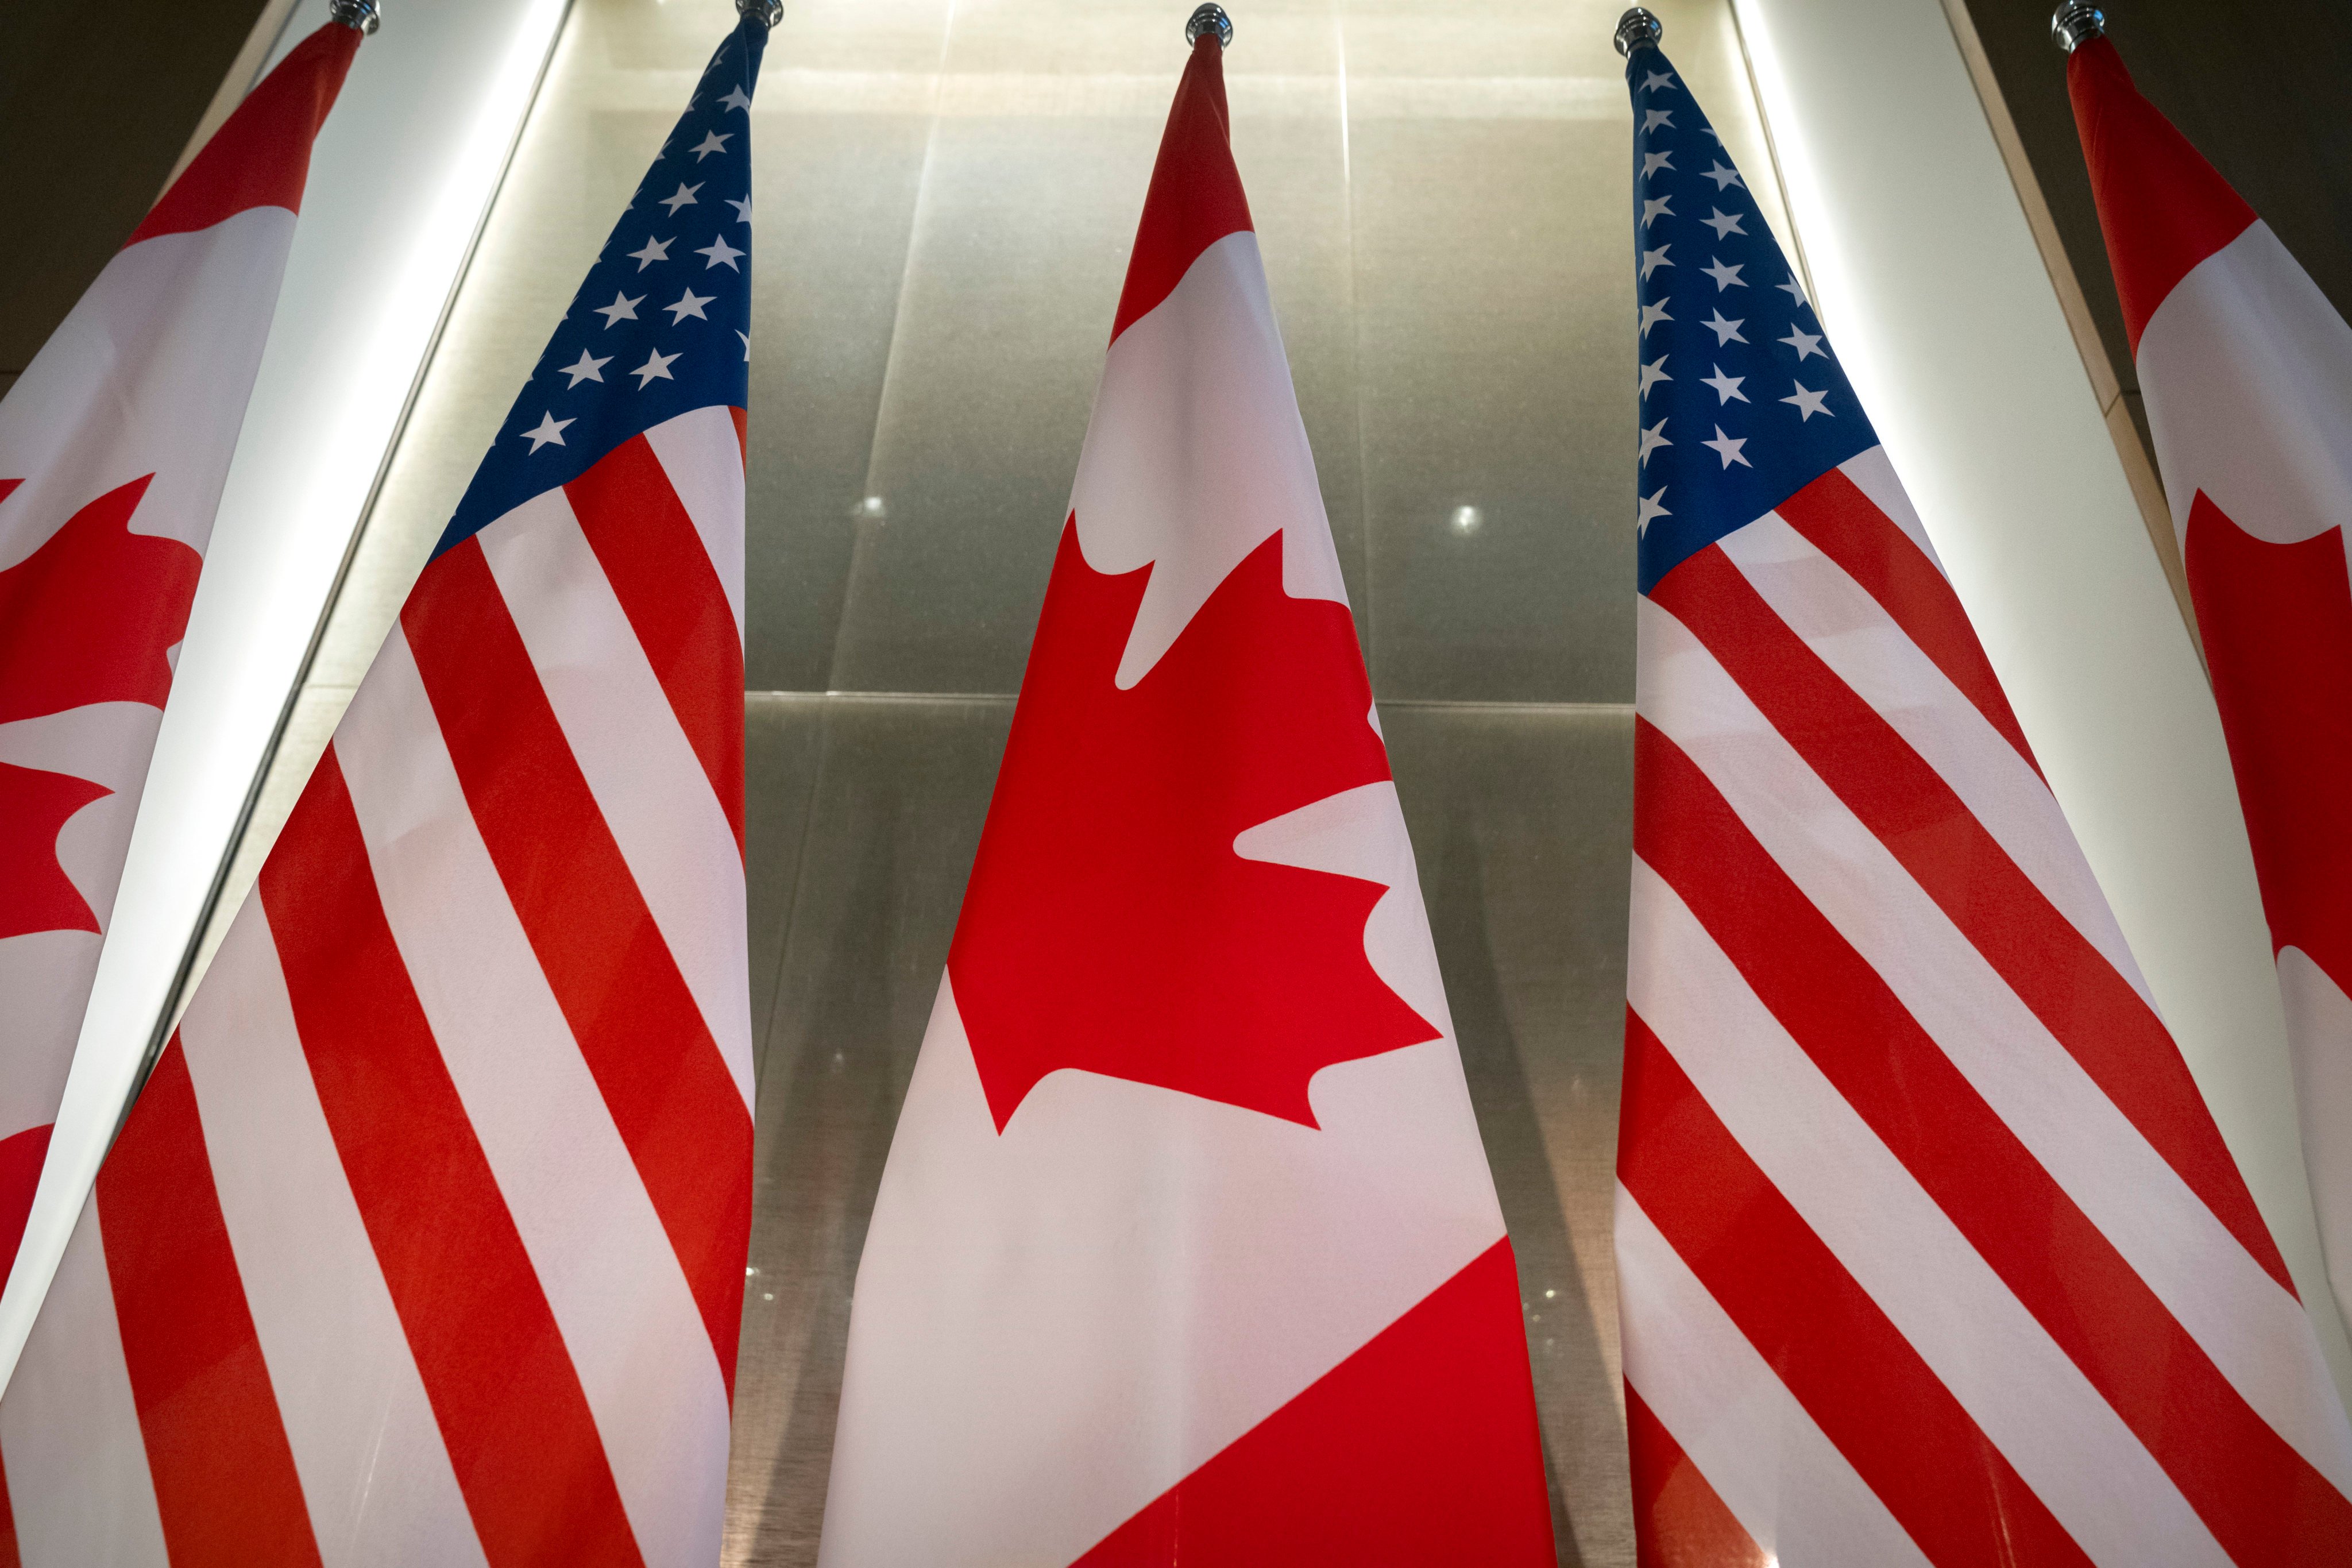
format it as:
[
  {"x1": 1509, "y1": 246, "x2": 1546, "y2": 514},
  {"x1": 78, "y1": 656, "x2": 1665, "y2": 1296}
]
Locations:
[
  {"x1": 1614, "y1": 7, "x2": 1663, "y2": 57},
  {"x1": 330, "y1": 0, "x2": 381, "y2": 34},
  {"x1": 737, "y1": 0, "x2": 783, "y2": 26},
  {"x1": 2052, "y1": 3, "x2": 2106, "y2": 52},
  {"x1": 1185, "y1": 5, "x2": 1232, "y2": 50}
]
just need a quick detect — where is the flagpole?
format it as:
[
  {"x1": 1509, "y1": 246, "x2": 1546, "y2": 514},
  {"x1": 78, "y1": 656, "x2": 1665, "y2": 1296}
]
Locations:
[
  {"x1": 2050, "y1": 3, "x2": 2106, "y2": 52},
  {"x1": 1613, "y1": 6, "x2": 1662, "y2": 56},
  {"x1": 330, "y1": 0, "x2": 383, "y2": 33},
  {"x1": 1185, "y1": 3, "x2": 1232, "y2": 47}
]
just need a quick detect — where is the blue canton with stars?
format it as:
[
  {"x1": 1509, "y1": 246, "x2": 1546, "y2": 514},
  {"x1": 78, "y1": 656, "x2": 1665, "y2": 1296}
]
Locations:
[
  {"x1": 1627, "y1": 45, "x2": 1876, "y2": 595},
  {"x1": 432, "y1": 14, "x2": 770, "y2": 559}
]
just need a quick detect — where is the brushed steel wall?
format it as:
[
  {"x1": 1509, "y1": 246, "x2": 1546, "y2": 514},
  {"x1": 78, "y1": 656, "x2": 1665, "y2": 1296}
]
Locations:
[{"x1": 297, "y1": 2, "x2": 1803, "y2": 1563}]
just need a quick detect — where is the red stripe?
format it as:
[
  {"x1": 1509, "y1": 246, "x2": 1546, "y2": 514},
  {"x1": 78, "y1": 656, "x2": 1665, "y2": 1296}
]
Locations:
[
  {"x1": 0, "y1": 1444, "x2": 18, "y2": 1568},
  {"x1": 563, "y1": 435, "x2": 744, "y2": 853},
  {"x1": 260, "y1": 750, "x2": 643, "y2": 1568},
  {"x1": 95, "y1": 1041, "x2": 321, "y2": 1568},
  {"x1": 1625, "y1": 1384, "x2": 1767, "y2": 1568},
  {"x1": 1650, "y1": 544, "x2": 2291, "y2": 1290},
  {"x1": 1774, "y1": 466, "x2": 2039, "y2": 774},
  {"x1": 129, "y1": 23, "x2": 357, "y2": 245},
  {"x1": 1110, "y1": 35, "x2": 1253, "y2": 342},
  {"x1": 1617, "y1": 1010, "x2": 2094, "y2": 1568},
  {"x1": 1073, "y1": 1239, "x2": 1554, "y2": 1567},
  {"x1": 401, "y1": 540, "x2": 752, "y2": 1391},
  {"x1": 1636, "y1": 717, "x2": 2352, "y2": 1561},
  {"x1": 0, "y1": 1123, "x2": 51, "y2": 1290},
  {"x1": 2067, "y1": 37, "x2": 2257, "y2": 354}
]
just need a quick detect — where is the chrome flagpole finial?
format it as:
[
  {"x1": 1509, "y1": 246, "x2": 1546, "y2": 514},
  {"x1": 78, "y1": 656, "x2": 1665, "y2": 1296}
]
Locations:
[
  {"x1": 2051, "y1": 2, "x2": 2106, "y2": 51},
  {"x1": 1615, "y1": 7, "x2": 1664, "y2": 57},
  {"x1": 738, "y1": 0, "x2": 783, "y2": 25},
  {"x1": 328, "y1": 0, "x2": 380, "y2": 34},
  {"x1": 1186, "y1": 5, "x2": 1233, "y2": 49}
]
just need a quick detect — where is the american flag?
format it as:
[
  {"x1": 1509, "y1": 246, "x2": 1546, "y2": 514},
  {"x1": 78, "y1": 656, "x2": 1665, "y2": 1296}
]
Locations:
[
  {"x1": 0, "y1": 14, "x2": 768, "y2": 1566},
  {"x1": 1615, "y1": 38, "x2": 2352, "y2": 1565}
]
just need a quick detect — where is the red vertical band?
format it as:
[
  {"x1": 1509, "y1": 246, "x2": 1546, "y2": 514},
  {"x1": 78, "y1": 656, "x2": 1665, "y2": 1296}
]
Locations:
[
  {"x1": 1110, "y1": 35, "x2": 1253, "y2": 341},
  {"x1": 129, "y1": 22, "x2": 360, "y2": 246},
  {"x1": 96, "y1": 1042, "x2": 322, "y2": 1568},
  {"x1": 2066, "y1": 36, "x2": 2256, "y2": 353},
  {"x1": 1073, "y1": 1239, "x2": 1554, "y2": 1567},
  {"x1": 260, "y1": 748, "x2": 643, "y2": 1568}
]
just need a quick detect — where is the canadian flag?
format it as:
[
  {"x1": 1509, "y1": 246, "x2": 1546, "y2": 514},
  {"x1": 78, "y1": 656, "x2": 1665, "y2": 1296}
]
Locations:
[
  {"x1": 2068, "y1": 33, "x2": 2352, "y2": 1323},
  {"x1": 0, "y1": 25, "x2": 357, "y2": 1280},
  {"x1": 816, "y1": 28, "x2": 1556, "y2": 1568}
]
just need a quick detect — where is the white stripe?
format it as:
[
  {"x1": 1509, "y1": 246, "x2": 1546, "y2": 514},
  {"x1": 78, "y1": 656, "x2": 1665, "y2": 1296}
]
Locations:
[
  {"x1": 0, "y1": 1197, "x2": 168, "y2": 1568},
  {"x1": 1717, "y1": 512, "x2": 2156, "y2": 1006},
  {"x1": 336, "y1": 625, "x2": 729, "y2": 1568},
  {"x1": 642, "y1": 405, "x2": 746, "y2": 643},
  {"x1": 1636, "y1": 590, "x2": 2352, "y2": 1492},
  {"x1": 175, "y1": 895, "x2": 486, "y2": 1568},
  {"x1": 1628, "y1": 855, "x2": 2226, "y2": 1567},
  {"x1": 1836, "y1": 445, "x2": 1947, "y2": 575},
  {"x1": 1614, "y1": 1183, "x2": 1929, "y2": 1568},
  {"x1": 476, "y1": 488, "x2": 754, "y2": 1110}
]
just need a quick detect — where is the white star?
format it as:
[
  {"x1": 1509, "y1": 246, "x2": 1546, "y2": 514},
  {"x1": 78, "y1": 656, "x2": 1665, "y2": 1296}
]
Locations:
[
  {"x1": 1642, "y1": 109, "x2": 1674, "y2": 133},
  {"x1": 557, "y1": 349, "x2": 611, "y2": 387},
  {"x1": 1642, "y1": 149, "x2": 1674, "y2": 179},
  {"x1": 1703, "y1": 208, "x2": 1745, "y2": 240},
  {"x1": 1639, "y1": 418, "x2": 1671, "y2": 465},
  {"x1": 1782, "y1": 381, "x2": 1833, "y2": 420},
  {"x1": 1642, "y1": 70, "x2": 1676, "y2": 92},
  {"x1": 520, "y1": 411, "x2": 574, "y2": 452},
  {"x1": 658, "y1": 181, "x2": 703, "y2": 215},
  {"x1": 1702, "y1": 365, "x2": 1748, "y2": 404},
  {"x1": 1779, "y1": 325, "x2": 1825, "y2": 360},
  {"x1": 1640, "y1": 244, "x2": 1672, "y2": 281},
  {"x1": 1702, "y1": 425, "x2": 1752, "y2": 469},
  {"x1": 690, "y1": 130, "x2": 733, "y2": 160},
  {"x1": 593, "y1": 290, "x2": 644, "y2": 327},
  {"x1": 631, "y1": 347, "x2": 681, "y2": 388},
  {"x1": 665, "y1": 288, "x2": 715, "y2": 323},
  {"x1": 1641, "y1": 195, "x2": 1673, "y2": 228},
  {"x1": 727, "y1": 194, "x2": 752, "y2": 225},
  {"x1": 1778, "y1": 273, "x2": 1810, "y2": 306},
  {"x1": 1702, "y1": 309, "x2": 1747, "y2": 345},
  {"x1": 1637, "y1": 485, "x2": 1670, "y2": 534},
  {"x1": 736, "y1": 330, "x2": 751, "y2": 362},
  {"x1": 1702, "y1": 257, "x2": 1746, "y2": 291},
  {"x1": 1639, "y1": 299, "x2": 1673, "y2": 337},
  {"x1": 627, "y1": 235, "x2": 673, "y2": 270},
  {"x1": 1704, "y1": 163, "x2": 1745, "y2": 191},
  {"x1": 696, "y1": 234, "x2": 746, "y2": 271},
  {"x1": 719, "y1": 84, "x2": 753, "y2": 113},
  {"x1": 1638, "y1": 354, "x2": 1671, "y2": 397}
]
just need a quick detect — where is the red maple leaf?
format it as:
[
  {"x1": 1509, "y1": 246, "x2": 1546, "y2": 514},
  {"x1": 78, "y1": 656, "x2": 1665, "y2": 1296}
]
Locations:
[
  {"x1": 0, "y1": 762, "x2": 107, "y2": 939},
  {"x1": 0, "y1": 473, "x2": 199, "y2": 723},
  {"x1": 949, "y1": 520, "x2": 1437, "y2": 1131},
  {"x1": 0, "y1": 472, "x2": 200, "y2": 940}
]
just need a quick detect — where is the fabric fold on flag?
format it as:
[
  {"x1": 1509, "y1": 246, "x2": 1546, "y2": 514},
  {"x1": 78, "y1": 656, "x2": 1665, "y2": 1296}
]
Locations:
[
  {"x1": 2068, "y1": 28, "x2": 2352, "y2": 1333},
  {"x1": 0, "y1": 19, "x2": 359, "y2": 1291},
  {"x1": 1616, "y1": 37, "x2": 2352, "y2": 1566},
  {"x1": 0, "y1": 13, "x2": 770, "y2": 1565},
  {"x1": 816, "y1": 30, "x2": 1555, "y2": 1568}
]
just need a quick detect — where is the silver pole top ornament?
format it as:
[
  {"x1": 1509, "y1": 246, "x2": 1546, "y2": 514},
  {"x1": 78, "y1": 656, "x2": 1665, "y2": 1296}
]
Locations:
[
  {"x1": 739, "y1": 0, "x2": 783, "y2": 24},
  {"x1": 1186, "y1": 5, "x2": 1233, "y2": 49},
  {"x1": 1615, "y1": 8, "x2": 1663, "y2": 58},
  {"x1": 2051, "y1": 3, "x2": 2106, "y2": 52},
  {"x1": 329, "y1": 0, "x2": 380, "y2": 34}
]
